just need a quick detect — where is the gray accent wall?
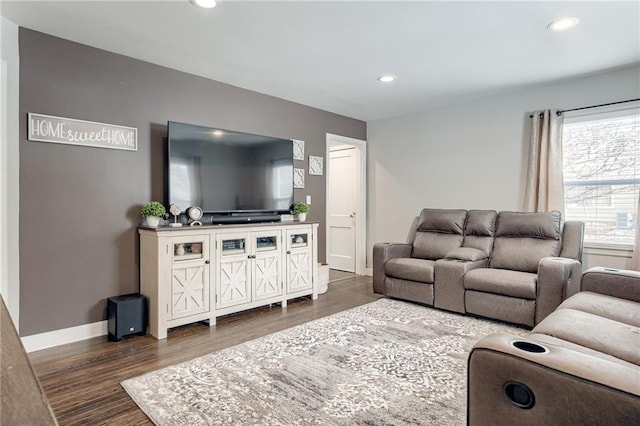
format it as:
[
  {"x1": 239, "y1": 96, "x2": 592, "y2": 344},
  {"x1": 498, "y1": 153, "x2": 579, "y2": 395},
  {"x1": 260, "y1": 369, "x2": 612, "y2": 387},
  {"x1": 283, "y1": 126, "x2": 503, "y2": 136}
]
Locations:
[{"x1": 19, "y1": 28, "x2": 365, "y2": 336}]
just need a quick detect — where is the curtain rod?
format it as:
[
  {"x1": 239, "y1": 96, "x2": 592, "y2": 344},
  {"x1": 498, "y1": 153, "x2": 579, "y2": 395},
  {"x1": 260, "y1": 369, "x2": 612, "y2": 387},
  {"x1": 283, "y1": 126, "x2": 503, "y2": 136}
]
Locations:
[{"x1": 529, "y1": 98, "x2": 640, "y2": 118}]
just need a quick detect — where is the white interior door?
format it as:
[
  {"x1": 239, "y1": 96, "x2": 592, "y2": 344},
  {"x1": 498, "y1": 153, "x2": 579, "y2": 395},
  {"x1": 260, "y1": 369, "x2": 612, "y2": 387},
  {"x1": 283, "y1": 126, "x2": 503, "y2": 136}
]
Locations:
[{"x1": 328, "y1": 146, "x2": 360, "y2": 272}]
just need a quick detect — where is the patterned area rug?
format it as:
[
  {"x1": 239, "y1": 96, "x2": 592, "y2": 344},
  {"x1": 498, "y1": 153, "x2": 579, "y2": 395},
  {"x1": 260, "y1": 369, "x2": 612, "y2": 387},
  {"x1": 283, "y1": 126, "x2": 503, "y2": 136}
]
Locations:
[{"x1": 122, "y1": 299, "x2": 525, "y2": 425}]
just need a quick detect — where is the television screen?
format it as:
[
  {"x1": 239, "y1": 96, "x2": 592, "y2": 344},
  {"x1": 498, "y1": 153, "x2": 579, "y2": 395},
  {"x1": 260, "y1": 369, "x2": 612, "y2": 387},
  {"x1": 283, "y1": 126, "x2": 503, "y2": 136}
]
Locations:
[{"x1": 167, "y1": 121, "x2": 294, "y2": 214}]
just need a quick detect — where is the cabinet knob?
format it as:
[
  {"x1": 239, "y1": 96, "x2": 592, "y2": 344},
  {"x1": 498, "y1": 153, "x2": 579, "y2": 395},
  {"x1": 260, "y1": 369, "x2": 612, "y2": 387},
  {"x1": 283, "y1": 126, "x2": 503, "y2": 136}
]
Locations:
[
  {"x1": 205, "y1": 260, "x2": 210, "y2": 264},
  {"x1": 286, "y1": 250, "x2": 291, "y2": 255}
]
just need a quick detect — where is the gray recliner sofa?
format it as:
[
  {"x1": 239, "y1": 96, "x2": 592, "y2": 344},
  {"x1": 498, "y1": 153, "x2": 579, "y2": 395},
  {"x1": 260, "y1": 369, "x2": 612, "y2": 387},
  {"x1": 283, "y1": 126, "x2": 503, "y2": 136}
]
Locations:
[
  {"x1": 468, "y1": 267, "x2": 640, "y2": 425},
  {"x1": 373, "y1": 208, "x2": 584, "y2": 327}
]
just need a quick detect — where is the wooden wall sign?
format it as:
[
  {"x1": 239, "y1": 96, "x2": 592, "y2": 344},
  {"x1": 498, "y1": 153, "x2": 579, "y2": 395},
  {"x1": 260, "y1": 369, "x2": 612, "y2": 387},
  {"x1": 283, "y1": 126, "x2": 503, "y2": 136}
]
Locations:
[{"x1": 28, "y1": 113, "x2": 137, "y2": 151}]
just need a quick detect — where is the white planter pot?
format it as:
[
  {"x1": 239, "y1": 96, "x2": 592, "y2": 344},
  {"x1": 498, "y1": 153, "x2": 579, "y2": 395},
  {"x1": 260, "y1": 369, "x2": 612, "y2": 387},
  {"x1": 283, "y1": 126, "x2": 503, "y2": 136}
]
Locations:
[
  {"x1": 146, "y1": 216, "x2": 160, "y2": 227},
  {"x1": 318, "y1": 263, "x2": 329, "y2": 294},
  {"x1": 296, "y1": 213, "x2": 307, "y2": 222}
]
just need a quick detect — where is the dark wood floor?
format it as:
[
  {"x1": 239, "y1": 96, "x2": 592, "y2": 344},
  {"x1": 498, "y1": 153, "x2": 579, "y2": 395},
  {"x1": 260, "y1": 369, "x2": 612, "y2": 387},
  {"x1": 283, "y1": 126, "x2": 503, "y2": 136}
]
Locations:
[{"x1": 29, "y1": 275, "x2": 379, "y2": 425}]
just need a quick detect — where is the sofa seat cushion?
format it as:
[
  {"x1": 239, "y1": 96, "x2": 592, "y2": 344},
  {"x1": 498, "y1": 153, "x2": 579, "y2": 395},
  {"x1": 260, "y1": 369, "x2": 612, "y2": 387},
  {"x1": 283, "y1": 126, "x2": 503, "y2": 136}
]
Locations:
[
  {"x1": 464, "y1": 268, "x2": 537, "y2": 299},
  {"x1": 557, "y1": 292, "x2": 640, "y2": 328},
  {"x1": 385, "y1": 258, "x2": 435, "y2": 283},
  {"x1": 533, "y1": 308, "x2": 640, "y2": 366}
]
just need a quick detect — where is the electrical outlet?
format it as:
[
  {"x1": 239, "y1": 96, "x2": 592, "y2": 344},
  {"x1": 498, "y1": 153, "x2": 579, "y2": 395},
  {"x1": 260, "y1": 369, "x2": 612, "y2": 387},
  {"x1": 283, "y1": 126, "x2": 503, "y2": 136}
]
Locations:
[{"x1": 306, "y1": 195, "x2": 311, "y2": 204}]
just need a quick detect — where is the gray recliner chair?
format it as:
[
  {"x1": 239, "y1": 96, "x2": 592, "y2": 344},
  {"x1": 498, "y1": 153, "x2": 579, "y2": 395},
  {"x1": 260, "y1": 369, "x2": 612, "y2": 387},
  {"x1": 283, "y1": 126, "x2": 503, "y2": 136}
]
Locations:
[
  {"x1": 468, "y1": 267, "x2": 640, "y2": 425},
  {"x1": 462, "y1": 211, "x2": 584, "y2": 327}
]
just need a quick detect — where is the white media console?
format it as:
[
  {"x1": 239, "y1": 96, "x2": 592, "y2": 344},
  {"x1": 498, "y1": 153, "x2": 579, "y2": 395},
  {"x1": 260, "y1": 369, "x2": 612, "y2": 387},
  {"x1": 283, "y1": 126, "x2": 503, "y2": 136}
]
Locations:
[{"x1": 139, "y1": 222, "x2": 319, "y2": 339}]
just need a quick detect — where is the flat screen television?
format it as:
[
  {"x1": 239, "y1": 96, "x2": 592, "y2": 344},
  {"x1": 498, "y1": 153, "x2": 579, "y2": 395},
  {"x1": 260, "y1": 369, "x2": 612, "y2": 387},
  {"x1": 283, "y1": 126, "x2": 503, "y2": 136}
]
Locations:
[{"x1": 167, "y1": 121, "x2": 294, "y2": 218}]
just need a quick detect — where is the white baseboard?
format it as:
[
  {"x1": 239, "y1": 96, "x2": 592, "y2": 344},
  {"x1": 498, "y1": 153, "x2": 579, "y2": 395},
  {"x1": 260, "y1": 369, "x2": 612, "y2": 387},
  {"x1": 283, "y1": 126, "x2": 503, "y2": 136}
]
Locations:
[
  {"x1": 21, "y1": 320, "x2": 107, "y2": 353},
  {"x1": 21, "y1": 268, "x2": 376, "y2": 352}
]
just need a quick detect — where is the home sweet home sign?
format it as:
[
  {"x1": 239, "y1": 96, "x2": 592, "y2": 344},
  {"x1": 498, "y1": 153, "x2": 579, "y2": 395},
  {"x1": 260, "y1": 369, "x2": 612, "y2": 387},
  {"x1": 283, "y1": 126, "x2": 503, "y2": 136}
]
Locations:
[{"x1": 28, "y1": 113, "x2": 137, "y2": 151}]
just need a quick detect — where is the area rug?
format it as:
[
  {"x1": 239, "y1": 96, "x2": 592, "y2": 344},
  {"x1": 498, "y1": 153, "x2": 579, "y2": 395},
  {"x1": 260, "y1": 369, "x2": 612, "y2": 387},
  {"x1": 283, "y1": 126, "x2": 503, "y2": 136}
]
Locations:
[{"x1": 122, "y1": 299, "x2": 526, "y2": 425}]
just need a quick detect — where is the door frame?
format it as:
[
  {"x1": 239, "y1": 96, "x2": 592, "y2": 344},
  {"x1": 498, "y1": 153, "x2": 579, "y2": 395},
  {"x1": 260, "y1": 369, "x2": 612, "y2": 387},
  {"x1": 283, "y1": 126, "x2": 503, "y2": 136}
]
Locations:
[{"x1": 325, "y1": 133, "x2": 367, "y2": 275}]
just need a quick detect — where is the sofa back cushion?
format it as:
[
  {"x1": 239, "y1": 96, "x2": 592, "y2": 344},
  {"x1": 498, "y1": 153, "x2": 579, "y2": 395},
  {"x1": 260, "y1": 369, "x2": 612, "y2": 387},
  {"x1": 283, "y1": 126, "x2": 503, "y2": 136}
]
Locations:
[
  {"x1": 490, "y1": 211, "x2": 562, "y2": 273},
  {"x1": 462, "y1": 210, "x2": 497, "y2": 256},
  {"x1": 412, "y1": 209, "x2": 466, "y2": 260}
]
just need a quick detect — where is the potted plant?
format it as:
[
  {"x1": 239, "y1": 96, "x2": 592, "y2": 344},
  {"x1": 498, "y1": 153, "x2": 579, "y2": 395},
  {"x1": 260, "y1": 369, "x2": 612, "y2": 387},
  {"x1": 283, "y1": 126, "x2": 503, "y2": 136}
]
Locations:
[
  {"x1": 141, "y1": 201, "x2": 166, "y2": 228},
  {"x1": 291, "y1": 202, "x2": 309, "y2": 222}
]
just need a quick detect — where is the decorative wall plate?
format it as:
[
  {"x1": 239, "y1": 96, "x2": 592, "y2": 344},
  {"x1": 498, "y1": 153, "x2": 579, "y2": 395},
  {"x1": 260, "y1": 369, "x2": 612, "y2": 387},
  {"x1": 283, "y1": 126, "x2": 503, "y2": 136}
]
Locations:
[
  {"x1": 309, "y1": 155, "x2": 323, "y2": 175},
  {"x1": 293, "y1": 168, "x2": 305, "y2": 188},
  {"x1": 292, "y1": 139, "x2": 305, "y2": 161}
]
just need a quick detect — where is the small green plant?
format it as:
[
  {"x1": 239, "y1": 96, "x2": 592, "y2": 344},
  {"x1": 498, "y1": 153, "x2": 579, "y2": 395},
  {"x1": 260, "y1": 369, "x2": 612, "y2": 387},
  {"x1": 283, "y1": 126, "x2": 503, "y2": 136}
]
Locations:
[
  {"x1": 141, "y1": 201, "x2": 166, "y2": 217},
  {"x1": 291, "y1": 202, "x2": 309, "y2": 215}
]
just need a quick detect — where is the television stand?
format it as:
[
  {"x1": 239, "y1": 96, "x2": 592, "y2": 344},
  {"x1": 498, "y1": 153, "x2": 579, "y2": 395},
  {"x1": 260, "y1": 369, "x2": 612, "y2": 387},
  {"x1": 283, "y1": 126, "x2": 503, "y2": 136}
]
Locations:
[
  {"x1": 139, "y1": 222, "x2": 319, "y2": 339},
  {"x1": 210, "y1": 214, "x2": 281, "y2": 225}
]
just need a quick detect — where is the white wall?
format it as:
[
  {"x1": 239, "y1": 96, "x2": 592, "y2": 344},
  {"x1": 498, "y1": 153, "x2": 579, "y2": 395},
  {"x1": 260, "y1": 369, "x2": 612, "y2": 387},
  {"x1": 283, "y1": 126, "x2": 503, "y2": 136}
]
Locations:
[
  {"x1": 367, "y1": 65, "x2": 640, "y2": 268},
  {"x1": 0, "y1": 16, "x2": 20, "y2": 326}
]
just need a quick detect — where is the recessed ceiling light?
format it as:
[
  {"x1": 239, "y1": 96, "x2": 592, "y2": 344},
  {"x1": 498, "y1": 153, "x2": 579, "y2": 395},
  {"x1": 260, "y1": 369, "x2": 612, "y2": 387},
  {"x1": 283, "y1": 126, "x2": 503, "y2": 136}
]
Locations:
[
  {"x1": 547, "y1": 17, "x2": 579, "y2": 31},
  {"x1": 190, "y1": 0, "x2": 217, "y2": 9},
  {"x1": 378, "y1": 75, "x2": 397, "y2": 83}
]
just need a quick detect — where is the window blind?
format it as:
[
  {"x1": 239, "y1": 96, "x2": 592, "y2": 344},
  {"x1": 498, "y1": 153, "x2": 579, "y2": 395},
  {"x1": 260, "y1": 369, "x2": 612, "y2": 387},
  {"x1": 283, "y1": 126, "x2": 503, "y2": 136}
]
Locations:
[{"x1": 562, "y1": 108, "x2": 639, "y2": 247}]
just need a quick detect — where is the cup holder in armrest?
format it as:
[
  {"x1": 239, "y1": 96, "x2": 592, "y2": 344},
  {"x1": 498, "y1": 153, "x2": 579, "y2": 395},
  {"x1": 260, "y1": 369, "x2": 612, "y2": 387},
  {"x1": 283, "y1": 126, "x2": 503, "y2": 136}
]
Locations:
[
  {"x1": 510, "y1": 340, "x2": 549, "y2": 354},
  {"x1": 503, "y1": 381, "x2": 536, "y2": 409}
]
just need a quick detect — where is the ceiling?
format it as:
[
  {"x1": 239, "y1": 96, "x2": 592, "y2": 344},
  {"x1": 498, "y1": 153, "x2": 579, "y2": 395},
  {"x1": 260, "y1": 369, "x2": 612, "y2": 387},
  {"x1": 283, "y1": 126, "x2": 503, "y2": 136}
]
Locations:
[{"x1": 1, "y1": 1, "x2": 638, "y2": 121}]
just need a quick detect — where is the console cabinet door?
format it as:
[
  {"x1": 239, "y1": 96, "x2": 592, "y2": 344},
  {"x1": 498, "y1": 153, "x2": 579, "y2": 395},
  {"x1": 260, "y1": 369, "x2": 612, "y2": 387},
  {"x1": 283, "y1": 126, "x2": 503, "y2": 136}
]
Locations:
[
  {"x1": 285, "y1": 229, "x2": 313, "y2": 293},
  {"x1": 170, "y1": 235, "x2": 210, "y2": 320},
  {"x1": 216, "y1": 233, "x2": 251, "y2": 309},
  {"x1": 252, "y1": 230, "x2": 283, "y2": 301}
]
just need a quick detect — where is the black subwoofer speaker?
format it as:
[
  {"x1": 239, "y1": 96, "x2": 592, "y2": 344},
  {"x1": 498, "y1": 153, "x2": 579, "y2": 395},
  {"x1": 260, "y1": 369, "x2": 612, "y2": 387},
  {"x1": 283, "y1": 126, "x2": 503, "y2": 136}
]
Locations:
[{"x1": 107, "y1": 294, "x2": 147, "y2": 341}]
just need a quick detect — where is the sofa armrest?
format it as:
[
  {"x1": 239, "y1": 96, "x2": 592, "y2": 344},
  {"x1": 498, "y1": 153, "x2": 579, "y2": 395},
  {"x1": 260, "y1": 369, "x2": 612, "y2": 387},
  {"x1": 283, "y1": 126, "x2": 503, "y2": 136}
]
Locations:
[
  {"x1": 581, "y1": 267, "x2": 640, "y2": 303},
  {"x1": 372, "y1": 242, "x2": 412, "y2": 294},
  {"x1": 468, "y1": 333, "x2": 640, "y2": 426},
  {"x1": 444, "y1": 247, "x2": 487, "y2": 262},
  {"x1": 559, "y1": 220, "x2": 585, "y2": 260},
  {"x1": 535, "y1": 257, "x2": 582, "y2": 324}
]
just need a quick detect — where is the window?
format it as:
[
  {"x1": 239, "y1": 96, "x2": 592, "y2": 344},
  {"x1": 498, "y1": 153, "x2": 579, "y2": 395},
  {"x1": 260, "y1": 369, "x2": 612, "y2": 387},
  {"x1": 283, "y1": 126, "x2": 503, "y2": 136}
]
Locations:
[{"x1": 562, "y1": 106, "x2": 639, "y2": 248}]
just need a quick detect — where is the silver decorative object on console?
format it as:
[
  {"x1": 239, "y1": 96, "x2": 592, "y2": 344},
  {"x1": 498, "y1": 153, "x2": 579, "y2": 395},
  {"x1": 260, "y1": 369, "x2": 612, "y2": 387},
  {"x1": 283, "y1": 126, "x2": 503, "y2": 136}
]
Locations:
[
  {"x1": 169, "y1": 204, "x2": 183, "y2": 227},
  {"x1": 187, "y1": 206, "x2": 204, "y2": 226}
]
